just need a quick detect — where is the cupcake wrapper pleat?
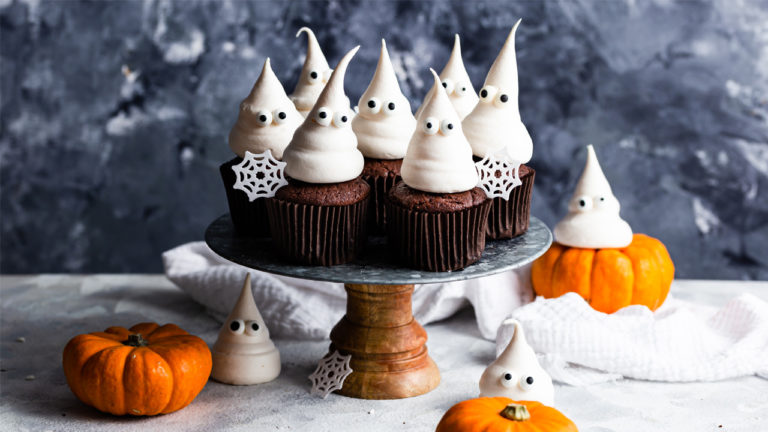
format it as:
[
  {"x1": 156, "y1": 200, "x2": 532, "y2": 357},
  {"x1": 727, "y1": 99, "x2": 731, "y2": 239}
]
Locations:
[
  {"x1": 220, "y1": 158, "x2": 271, "y2": 237},
  {"x1": 265, "y1": 197, "x2": 369, "y2": 266},
  {"x1": 486, "y1": 165, "x2": 535, "y2": 240},
  {"x1": 361, "y1": 172, "x2": 401, "y2": 236},
  {"x1": 386, "y1": 198, "x2": 491, "y2": 272}
]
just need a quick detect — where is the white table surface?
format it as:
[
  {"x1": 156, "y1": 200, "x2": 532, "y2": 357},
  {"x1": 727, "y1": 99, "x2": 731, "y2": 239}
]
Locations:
[{"x1": 1, "y1": 275, "x2": 766, "y2": 431}]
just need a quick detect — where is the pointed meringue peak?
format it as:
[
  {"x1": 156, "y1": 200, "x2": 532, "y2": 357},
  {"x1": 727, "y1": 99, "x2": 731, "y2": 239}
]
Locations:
[
  {"x1": 478, "y1": 319, "x2": 555, "y2": 406},
  {"x1": 308, "y1": 45, "x2": 359, "y2": 118},
  {"x1": 553, "y1": 144, "x2": 633, "y2": 248},
  {"x1": 573, "y1": 144, "x2": 613, "y2": 197},
  {"x1": 290, "y1": 27, "x2": 333, "y2": 114},
  {"x1": 361, "y1": 39, "x2": 402, "y2": 97},
  {"x1": 295, "y1": 27, "x2": 330, "y2": 71},
  {"x1": 243, "y1": 57, "x2": 283, "y2": 105},
  {"x1": 484, "y1": 19, "x2": 521, "y2": 95}
]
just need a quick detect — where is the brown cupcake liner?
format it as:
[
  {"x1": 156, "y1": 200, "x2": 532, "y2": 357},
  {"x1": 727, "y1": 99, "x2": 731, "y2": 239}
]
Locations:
[
  {"x1": 486, "y1": 165, "x2": 535, "y2": 240},
  {"x1": 361, "y1": 172, "x2": 401, "y2": 236},
  {"x1": 386, "y1": 197, "x2": 492, "y2": 272},
  {"x1": 265, "y1": 195, "x2": 369, "y2": 266},
  {"x1": 220, "y1": 157, "x2": 270, "y2": 237}
]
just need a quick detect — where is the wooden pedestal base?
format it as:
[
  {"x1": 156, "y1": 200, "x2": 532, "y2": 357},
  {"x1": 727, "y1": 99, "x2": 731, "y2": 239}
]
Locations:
[{"x1": 328, "y1": 284, "x2": 440, "y2": 399}]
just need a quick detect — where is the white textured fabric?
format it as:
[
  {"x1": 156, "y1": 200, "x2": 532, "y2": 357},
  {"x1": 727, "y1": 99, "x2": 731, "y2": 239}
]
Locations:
[
  {"x1": 496, "y1": 292, "x2": 768, "y2": 385},
  {"x1": 162, "y1": 242, "x2": 532, "y2": 340}
]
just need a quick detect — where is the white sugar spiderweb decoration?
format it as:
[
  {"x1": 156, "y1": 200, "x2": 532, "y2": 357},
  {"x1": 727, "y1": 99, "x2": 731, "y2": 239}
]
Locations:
[
  {"x1": 476, "y1": 154, "x2": 523, "y2": 201},
  {"x1": 308, "y1": 350, "x2": 353, "y2": 399},
  {"x1": 231, "y1": 150, "x2": 288, "y2": 201}
]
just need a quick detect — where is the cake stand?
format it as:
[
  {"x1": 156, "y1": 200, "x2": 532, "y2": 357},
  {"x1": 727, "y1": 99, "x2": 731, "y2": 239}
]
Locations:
[{"x1": 205, "y1": 214, "x2": 552, "y2": 400}]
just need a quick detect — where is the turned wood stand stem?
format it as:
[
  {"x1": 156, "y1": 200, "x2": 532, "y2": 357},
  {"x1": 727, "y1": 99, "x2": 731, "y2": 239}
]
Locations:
[{"x1": 328, "y1": 283, "x2": 440, "y2": 399}]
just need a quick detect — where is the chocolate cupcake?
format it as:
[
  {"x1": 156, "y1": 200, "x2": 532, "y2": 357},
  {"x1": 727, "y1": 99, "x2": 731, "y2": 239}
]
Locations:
[
  {"x1": 463, "y1": 20, "x2": 535, "y2": 240},
  {"x1": 351, "y1": 40, "x2": 416, "y2": 234},
  {"x1": 222, "y1": 58, "x2": 303, "y2": 236},
  {"x1": 386, "y1": 69, "x2": 491, "y2": 272},
  {"x1": 268, "y1": 46, "x2": 369, "y2": 266}
]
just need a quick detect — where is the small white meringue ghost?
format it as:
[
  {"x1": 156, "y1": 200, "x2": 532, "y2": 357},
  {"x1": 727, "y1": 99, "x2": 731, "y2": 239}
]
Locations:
[
  {"x1": 479, "y1": 320, "x2": 554, "y2": 406},
  {"x1": 553, "y1": 144, "x2": 633, "y2": 248},
  {"x1": 415, "y1": 34, "x2": 478, "y2": 120},
  {"x1": 211, "y1": 274, "x2": 281, "y2": 385},
  {"x1": 290, "y1": 27, "x2": 333, "y2": 117},
  {"x1": 463, "y1": 19, "x2": 533, "y2": 164}
]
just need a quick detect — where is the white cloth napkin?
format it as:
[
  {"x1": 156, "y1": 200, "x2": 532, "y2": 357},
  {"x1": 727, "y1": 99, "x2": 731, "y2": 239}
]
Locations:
[
  {"x1": 496, "y1": 292, "x2": 768, "y2": 385},
  {"x1": 162, "y1": 242, "x2": 532, "y2": 339}
]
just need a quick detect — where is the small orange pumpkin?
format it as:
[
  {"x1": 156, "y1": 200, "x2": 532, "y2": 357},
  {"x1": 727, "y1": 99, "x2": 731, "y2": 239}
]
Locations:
[
  {"x1": 532, "y1": 233, "x2": 674, "y2": 313},
  {"x1": 62, "y1": 322, "x2": 212, "y2": 416},
  {"x1": 436, "y1": 397, "x2": 578, "y2": 432}
]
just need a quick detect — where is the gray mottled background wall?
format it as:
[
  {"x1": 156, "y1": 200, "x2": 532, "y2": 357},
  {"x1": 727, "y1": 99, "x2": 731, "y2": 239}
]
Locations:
[{"x1": 1, "y1": 0, "x2": 767, "y2": 278}]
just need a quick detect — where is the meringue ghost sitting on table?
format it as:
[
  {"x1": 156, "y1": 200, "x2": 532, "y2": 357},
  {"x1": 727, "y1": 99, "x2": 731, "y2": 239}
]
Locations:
[
  {"x1": 463, "y1": 19, "x2": 533, "y2": 164},
  {"x1": 479, "y1": 320, "x2": 554, "y2": 406},
  {"x1": 228, "y1": 58, "x2": 303, "y2": 160},
  {"x1": 553, "y1": 145, "x2": 633, "y2": 248},
  {"x1": 282, "y1": 46, "x2": 363, "y2": 183},
  {"x1": 415, "y1": 34, "x2": 478, "y2": 120},
  {"x1": 351, "y1": 39, "x2": 416, "y2": 160},
  {"x1": 290, "y1": 27, "x2": 333, "y2": 117},
  {"x1": 211, "y1": 274, "x2": 281, "y2": 385},
  {"x1": 401, "y1": 69, "x2": 478, "y2": 193}
]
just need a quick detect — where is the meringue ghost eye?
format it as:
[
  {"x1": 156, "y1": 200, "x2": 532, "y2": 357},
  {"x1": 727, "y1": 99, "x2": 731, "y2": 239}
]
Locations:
[
  {"x1": 441, "y1": 78, "x2": 455, "y2": 95},
  {"x1": 494, "y1": 92, "x2": 510, "y2": 108},
  {"x1": 333, "y1": 111, "x2": 350, "y2": 128},
  {"x1": 307, "y1": 70, "x2": 321, "y2": 84},
  {"x1": 272, "y1": 109, "x2": 289, "y2": 125},
  {"x1": 366, "y1": 97, "x2": 382, "y2": 114},
  {"x1": 383, "y1": 101, "x2": 396, "y2": 115},
  {"x1": 576, "y1": 196, "x2": 593, "y2": 211},
  {"x1": 479, "y1": 85, "x2": 498, "y2": 102},
  {"x1": 256, "y1": 110, "x2": 273, "y2": 127},
  {"x1": 244, "y1": 320, "x2": 261, "y2": 336},
  {"x1": 228, "y1": 319, "x2": 245, "y2": 335},
  {"x1": 519, "y1": 375, "x2": 535, "y2": 390},
  {"x1": 440, "y1": 119, "x2": 455, "y2": 135},
  {"x1": 314, "y1": 107, "x2": 333, "y2": 126},
  {"x1": 422, "y1": 117, "x2": 439, "y2": 135},
  {"x1": 500, "y1": 371, "x2": 516, "y2": 388},
  {"x1": 455, "y1": 82, "x2": 469, "y2": 96}
]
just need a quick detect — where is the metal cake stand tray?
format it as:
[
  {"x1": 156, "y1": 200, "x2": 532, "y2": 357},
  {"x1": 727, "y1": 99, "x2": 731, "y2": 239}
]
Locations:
[{"x1": 205, "y1": 214, "x2": 552, "y2": 400}]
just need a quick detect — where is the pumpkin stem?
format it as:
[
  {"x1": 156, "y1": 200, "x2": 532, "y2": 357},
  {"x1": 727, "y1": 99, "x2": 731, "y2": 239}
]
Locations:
[
  {"x1": 500, "y1": 403, "x2": 530, "y2": 422},
  {"x1": 123, "y1": 333, "x2": 148, "y2": 347}
]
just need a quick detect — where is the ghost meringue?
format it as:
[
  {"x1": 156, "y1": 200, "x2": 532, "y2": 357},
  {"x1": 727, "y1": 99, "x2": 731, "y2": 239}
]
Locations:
[
  {"x1": 401, "y1": 69, "x2": 478, "y2": 193},
  {"x1": 290, "y1": 27, "x2": 333, "y2": 117},
  {"x1": 282, "y1": 46, "x2": 363, "y2": 183},
  {"x1": 228, "y1": 58, "x2": 303, "y2": 160},
  {"x1": 553, "y1": 145, "x2": 633, "y2": 248},
  {"x1": 415, "y1": 34, "x2": 478, "y2": 120},
  {"x1": 211, "y1": 274, "x2": 281, "y2": 385},
  {"x1": 352, "y1": 39, "x2": 416, "y2": 160},
  {"x1": 479, "y1": 320, "x2": 554, "y2": 406},
  {"x1": 463, "y1": 19, "x2": 533, "y2": 164}
]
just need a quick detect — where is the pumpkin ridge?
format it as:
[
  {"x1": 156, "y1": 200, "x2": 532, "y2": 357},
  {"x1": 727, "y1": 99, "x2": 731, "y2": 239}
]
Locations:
[
  {"x1": 147, "y1": 346, "x2": 176, "y2": 413},
  {"x1": 65, "y1": 335, "x2": 121, "y2": 407},
  {"x1": 82, "y1": 345, "x2": 132, "y2": 414}
]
